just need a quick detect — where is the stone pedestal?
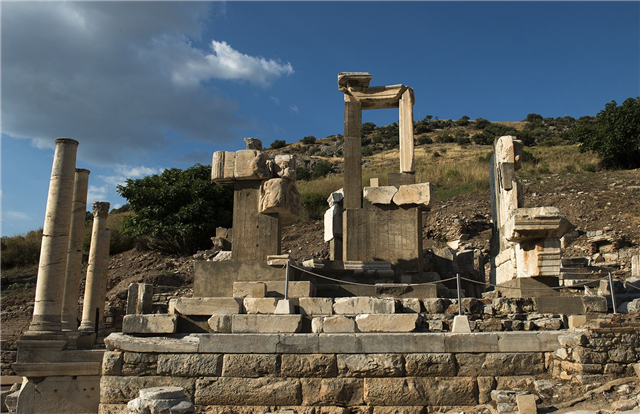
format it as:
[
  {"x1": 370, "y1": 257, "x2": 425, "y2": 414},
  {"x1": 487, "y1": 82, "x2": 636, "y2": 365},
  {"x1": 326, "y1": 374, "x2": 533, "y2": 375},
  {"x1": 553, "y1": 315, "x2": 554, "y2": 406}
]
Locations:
[
  {"x1": 61, "y1": 168, "x2": 90, "y2": 333},
  {"x1": 79, "y1": 202, "x2": 110, "y2": 335},
  {"x1": 28, "y1": 138, "x2": 79, "y2": 336}
]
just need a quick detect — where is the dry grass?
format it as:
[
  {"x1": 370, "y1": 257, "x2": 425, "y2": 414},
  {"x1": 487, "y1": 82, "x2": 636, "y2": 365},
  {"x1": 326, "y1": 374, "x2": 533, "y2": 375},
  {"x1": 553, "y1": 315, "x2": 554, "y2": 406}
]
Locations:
[{"x1": 297, "y1": 142, "x2": 602, "y2": 201}]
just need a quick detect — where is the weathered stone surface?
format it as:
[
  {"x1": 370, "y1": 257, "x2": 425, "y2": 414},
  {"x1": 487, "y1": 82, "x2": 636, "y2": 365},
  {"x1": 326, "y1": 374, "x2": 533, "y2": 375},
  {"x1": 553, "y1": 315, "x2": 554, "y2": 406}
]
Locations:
[
  {"x1": 231, "y1": 315, "x2": 302, "y2": 333},
  {"x1": 100, "y1": 376, "x2": 195, "y2": 404},
  {"x1": 315, "y1": 316, "x2": 357, "y2": 333},
  {"x1": 452, "y1": 315, "x2": 471, "y2": 333},
  {"x1": 260, "y1": 178, "x2": 301, "y2": 225},
  {"x1": 234, "y1": 150, "x2": 260, "y2": 180},
  {"x1": 211, "y1": 151, "x2": 235, "y2": 183},
  {"x1": 516, "y1": 394, "x2": 537, "y2": 414},
  {"x1": 157, "y1": 354, "x2": 222, "y2": 377},
  {"x1": 627, "y1": 298, "x2": 640, "y2": 313},
  {"x1": 392, "y1": 183, "x2": 433, "y2": 208},
  {"x1": 122, "y1": 352, "x2": 158, "y2": 376},
  {"x1": 194, "y1": 378, "x2": 300, "y2": 406},
  {"x1": 404, "y1": 353, "x2": 456, "y2": 377},
  {"x1": 233, "y1": 282, "x2": 267, "y2": 299},
  {"x1": 243, "y1": 298, "x2": 278, "y2": 314},
  {"x1": 333, "y1": 297, "x2": 395, "y2": 315},
  {"x1": 324, "y1": 204, "x2": 342, "y2": 242},
  {"x1": 363, "y1": 186, "x2": 397, "y2": 205},
  {"x1": 422, "y1": 298, "x2": 450, "y2": 314},
  {"x1": 327, "y1": 189, "x2": 344, "y2": 207},
  {"x1": 171, "y1": 298, "x2": 242, "y2": 316},
  {"x1": 337, "y1": 354, "x2": 403, "y2": 377},
  {"x1": 105, "y1": 333, "x2": 199, "y2": 353},
  {"x1": 455, "y1": 353, "x2": 545, "y2": 377},
  {"x1": 222, "y1": 354, "x2": 278, "y2": 378},
  {"x1": 281, "y1": 354, "x2": 337, "y2": 378},
  {"x1": 373, "y1": 407, "x2": 425, "y2": 414},
  {"x1": 244, "y1": 137, "x2": 263, "y2": 150},
  {"x1": 126, "y1": 283, "x2": 153, "y2": 315},
  {"x1": 102, "y1": 351, "x2": 123, "y2": 376},
  {"x1": 122, "y1": 314, "x2": 177, "y2": 334},
  {"x1": 207, "y1": 315, "x2": 232, "y2": 333},
  {"x1": 299, "y1": 297, "x2": 333, "y2": 316},
  {"x1": 363, "y1": 377, "x2": 477, "y2": 406},
  {"x1": 355, "y1": 314, "x2": 418, "y2": 332},
  {"x1": 301, "y1": 378, "x2": 364, "y2": 406},
  {"x1": 273, "y1": 154, "x2": 296, "y2": 180},
  {"x1": 399, "y1": 299, "x2": 421, "y2": 313}
]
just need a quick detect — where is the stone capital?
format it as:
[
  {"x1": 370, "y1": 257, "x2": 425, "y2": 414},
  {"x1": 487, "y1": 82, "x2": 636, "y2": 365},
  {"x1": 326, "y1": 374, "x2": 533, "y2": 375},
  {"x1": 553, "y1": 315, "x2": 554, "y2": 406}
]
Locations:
[{"x1": 92, "y1": 202, "x2": 110, "y2": 217}]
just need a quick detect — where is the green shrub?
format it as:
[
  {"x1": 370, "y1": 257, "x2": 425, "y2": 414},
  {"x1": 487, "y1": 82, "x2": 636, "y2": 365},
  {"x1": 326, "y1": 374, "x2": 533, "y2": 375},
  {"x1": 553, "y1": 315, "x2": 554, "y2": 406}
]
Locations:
[
  {"x1": 435, "y1": 133, "x2": 454, "y2": 143},
  {"x1": 117, "y1": 164, "x2": 233, "y2": 256},
  {"x1": 270, "y1": 139, "x2": 287, "y2": 149},
  {"x1": 296, "y1": 166, "x2": 312, "y2": 181},
  {"x1": 417, "y1": 136, "x2": 433, "y2": 145},
  {"x1": 521, "y1": 150, "x2": 538, "y2": 165},
  {"x1": 300, "y1": 192, "x2": 326, "y2": 221},
  {"x1": 372, "y1": 134, "x2": 384, "y2": 144},
  {"x1": 580, "y1": 162, "x2": 597, "y2": 173},
  {"x1": 301, "y1": 136, "x2": 317, "y2": 145},
  {"x1": 361, "y1": 147, "x2": 374, "y2": 157},
  {"x1": 473, "y1": 132, "x2": 493, "y2": 145},
  {"x1": 456, "y1": 115, "x2": 470, "y2": 126},
  {"x1": 312, "y1": 161, "x2": 332, "y2": 179},
  {"x1": 1, "y1": 229, "x2": 42, "y2": 270},
  {"x1": 415, "y1": 124, "x2": 432, "y2": 134},
  {"x1": 475, "y1": 118, "x2": 490, "y2": 130}
]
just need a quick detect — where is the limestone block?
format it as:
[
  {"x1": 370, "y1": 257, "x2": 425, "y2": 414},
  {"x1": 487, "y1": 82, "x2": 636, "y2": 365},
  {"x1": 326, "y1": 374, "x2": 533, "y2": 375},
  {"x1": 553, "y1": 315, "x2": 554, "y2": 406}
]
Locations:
[
  {"x1": 122, "y1": 315, "x2": 177, "y2": 334},
  {"x1": 567, "y1": 315, "x2": 587, "y2": 329},
  {"x1": 404, "y1": 353, "x2": 456, "y2": 376},
  {"x1": 363, "y1": 186, "x2": 397, "y2": 205},
  {"x1": 363, "y1": 377, "x2": 477, "y2": 406},
  {"x1": 627, "y1": 298, "x2": 640, "y2": 313},
  {"x1": 267, "y1": 254, "x2": 290, "y2": 267},
  {"x1": 301, "y1": 378, "x2": 364, "y2": 406},
  {"x1": 299, "y1": 297, "x2": 333, "y2": 316},
  {"x1": 126, "y1": 283, "x2": 153, "y2": 315},
  {"x1": 207, "y1": 315, "x2": 232, "y2": 333},
  {"x1": 325, "y1": 315, "x2": 357, "y2": 333},
  {"x1": 222, "y1": 354, "x2": 278, "y2": 378},
  {"x1": 337, "y1": 354, "x2": 403, "y2": 377},
  {"x1": 157, "y1": 354, "x2": 222, "y2": 377},
  {"x1": 506, "y1": 207, "x2": 572, "y2": 242},
  {"x1": 369, "y1": 178, "x2": 380, "y2": 187},
  {"x1": 333, "y1": 297, "x2": 395, "y2": 315},
  {"x1": 170, "y1": 298, "x2": 241, "y2": 316},
  {"x1": 265, "y1": 280, "x2": 315, "y2": 298},
  {"x1": 312, "y1": 317, "x2": 324, "y2": 333},
  {"x1": 194, "y1": 378, "x2": 300, "y2": 406},
  {"x1": 244, "y1": 137, "x2": 263, "y2": 150},
  {"x1": 632, "y1": 255, "x2": 640, "y2": 277},
  {"x1": 392, "y1": 183, "x2": 434, "y2": 208},
  {"x1": 14, "y1": 375, "x2": 101, "y2": 414},
  {"x1": 324, "y1": 204, "x2": 343, "y2": 242},
  {"x1": 516, "y1": 394, "x2": 537, "y2": 414},
  {"x1": 102, "y1": 351, "x2": 123, "y2": 376},
  {"x1": 233, "y1": 282, "x2": 267, "y2": 299},
  {"x1": 355, "y1": 314, "x2": 418, "y2": 332},
  {"x1": 234, "y1": 150, "x2": 262, "y2": 180},
  {"x1": 452, "y1": 315, "x2": 472, "y2": 333},
  {"x1": 400, "y1": 298, "x2": 422, "y2": 313},
  {"x1": 243, "y1": 298, "x2": 278, "y2": 314},
  {"x1": 260, "y1": 178, "x2": 301, "y2": 225},
  {"x1": 422, "y1": 298, "x2": 450, "y2": 314},
  {"x1": 327, "y1": 189, "x2": 344, "y2": 207},
  {"x1": 281, "y1": 354, "x2": 337, "y2": 378},
  {"x1": 100, "y1": 376, "x2": 195, "y2": 405},
  {"x1": 211, "y1": 151, "x2": 236, "y2": 183},
  {"x1": 231, "y1": 315, "x2": 302, "y2": 333}
]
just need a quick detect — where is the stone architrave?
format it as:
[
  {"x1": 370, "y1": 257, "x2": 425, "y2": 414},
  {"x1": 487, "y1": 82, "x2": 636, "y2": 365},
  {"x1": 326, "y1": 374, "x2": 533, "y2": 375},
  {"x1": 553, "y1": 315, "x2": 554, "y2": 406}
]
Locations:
[
  {"x1": 399, "y1": 88, "x2": 415, "y2": 173},
  {"x1": 211, "y1": 151, "x2": 235, "y2": 184},
  {"x1": 28, "y1": 138, "x2": 79, "y2": 335},
  {"x1": 61, "y1": 169, "x2": 90, "y2": 332},
  {"x1": 363, "y1": 186, "x2": 397, "y2": 205},
  {"x1": 392, "y1": 183, "x2": 434, "y2": 208},
  {"x1": 79, "y1": 202, "x2": 110, "y2": 333}
]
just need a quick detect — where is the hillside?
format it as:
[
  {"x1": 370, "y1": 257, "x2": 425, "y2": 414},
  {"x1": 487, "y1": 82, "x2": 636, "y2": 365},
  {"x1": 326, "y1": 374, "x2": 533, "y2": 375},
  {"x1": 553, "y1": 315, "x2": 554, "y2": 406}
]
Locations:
[{"x1": 2, "y1": 118, "x2": 640, "y2": 359}]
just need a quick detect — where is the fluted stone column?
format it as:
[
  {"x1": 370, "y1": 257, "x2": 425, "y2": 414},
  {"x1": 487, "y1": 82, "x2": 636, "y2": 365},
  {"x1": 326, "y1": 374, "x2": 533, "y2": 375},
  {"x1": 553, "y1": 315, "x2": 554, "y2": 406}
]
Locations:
[
  {"x1": 28, "y1": 138, "x2": 79, "y2": 334},
  {"x1": 61, "y1": 169, "x2": 90, "y2": 332},
  {"x1": 79, "y1": 202, "x2": 110, "y2": 333}
]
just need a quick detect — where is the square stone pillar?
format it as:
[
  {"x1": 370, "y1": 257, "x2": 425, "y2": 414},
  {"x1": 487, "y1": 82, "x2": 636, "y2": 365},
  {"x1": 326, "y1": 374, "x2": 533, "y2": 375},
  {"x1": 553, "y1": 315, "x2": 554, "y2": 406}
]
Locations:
[{"x1": 343, "y1": 97, "x2": 362, "y2": 210}]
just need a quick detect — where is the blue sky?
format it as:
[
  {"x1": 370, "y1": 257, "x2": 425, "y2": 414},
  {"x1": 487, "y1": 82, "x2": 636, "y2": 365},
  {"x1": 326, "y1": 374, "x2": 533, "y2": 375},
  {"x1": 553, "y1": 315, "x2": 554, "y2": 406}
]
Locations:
[{"x1": 1, "y1": 1, "x2": 639, "y2": 236}]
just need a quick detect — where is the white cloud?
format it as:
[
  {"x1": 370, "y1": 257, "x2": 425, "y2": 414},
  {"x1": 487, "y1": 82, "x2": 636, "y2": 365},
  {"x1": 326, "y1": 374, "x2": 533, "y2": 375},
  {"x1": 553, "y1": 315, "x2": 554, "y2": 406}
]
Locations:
[
  {"x1": 87, "y1": 185, "x2": 109, "y2": 206},
  {"x1": 290, "y1": 105, "x2": 299, "y2": 114},
  {"x1": 5, "y1": 211, "x2": 30, "y2": 220},
  {"x1": 1, "y1": 3, "x2": 293, "y2": 166},
  {"x1": 270, "y1": 96, "x2": 281, "y2": 105},
  {"x1": 170, "y1": 41, "x2": 293, "y2": 88},
  {"x1": 114, "y1": 165, "x2": 162, "y2": 178}
]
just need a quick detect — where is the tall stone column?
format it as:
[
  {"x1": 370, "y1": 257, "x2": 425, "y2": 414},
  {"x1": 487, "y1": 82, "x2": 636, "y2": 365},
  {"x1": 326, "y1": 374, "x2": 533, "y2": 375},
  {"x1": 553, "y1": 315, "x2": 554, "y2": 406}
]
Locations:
[
  {"x1": 343, "y1": 96, "x2": 362, "y2": 210},
  {"x1": 28, "y1": 138, "x2": 79, "y2": 335},
  {"x1": 79, "y1": 202, "x2": 110, "y2": 334},
  {"x1": 398, "y1": 88, "x2": 415, "y2": 173},
  {"x1": 61, "y1": 169, "x2": 90, "y2": 333}
]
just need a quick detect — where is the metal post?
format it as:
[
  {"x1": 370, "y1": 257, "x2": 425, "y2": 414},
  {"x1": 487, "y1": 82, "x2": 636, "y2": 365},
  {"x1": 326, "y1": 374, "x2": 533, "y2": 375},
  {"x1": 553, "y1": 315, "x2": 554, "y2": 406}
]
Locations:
[
  {"x1": 456, "y1": 273, "x2": 462, "y2": 316},
  {"x1": 608, "y1": 271, "x2": 617, "y2": 314},
  {"x1": 284, "y1": 260, "x2": 290, "y2": 301}
]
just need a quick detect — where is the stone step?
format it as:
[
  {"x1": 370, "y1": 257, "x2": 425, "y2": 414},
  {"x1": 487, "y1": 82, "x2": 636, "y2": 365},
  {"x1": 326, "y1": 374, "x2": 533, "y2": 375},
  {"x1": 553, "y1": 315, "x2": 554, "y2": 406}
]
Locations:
[
  {"x1": 231, "y1": 315, "x2": 303, "y2": 333},
  {"x1": 169, "y1": 298, "x2": 242, "y2": 316},
  {"x1": 233, "y1": 281, "x2": 315, "y2": 298}
]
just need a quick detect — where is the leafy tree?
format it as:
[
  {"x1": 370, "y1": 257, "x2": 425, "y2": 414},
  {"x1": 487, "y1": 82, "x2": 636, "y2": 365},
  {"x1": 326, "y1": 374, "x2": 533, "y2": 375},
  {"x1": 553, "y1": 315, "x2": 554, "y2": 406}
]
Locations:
[
  {"x1": 296, "y1": 166, "x2": 312, "y2": 181},
  {"x1": 417, "y1": 136, "x2": 433, "y2": 145},
  {"x1": 472, "y1": 132, "x2": 493, "y2": 145},
  {"x1": 525, "y1": 113, "x2": 544, "y2": 123},
  {"x1": 301, "y1": 135, "x2": 317, "y2": 144},
  {"x1": 475, "y1": 118, "x2": 490, "y2": 130},
  {"x1": 361, "y1": 122, "x2": 376, "y2": 136},
  {"x1": 312, "y1": 161, "x2": 332, "y2": 179},
  {"x1": 456, "y1": 115, "x2": 470, "y2": 126},
  {"x1": 270, "y1": 139, "x2": 287, "y2": 149},
  {"x1": 117, "y1": 164, "x2": 233, "y2": 256},
  {"x1": 571, "y1": 97, "x2": 640, "y2": 169},
  {"x1": 300, "y1": 192, "x2": 326, "y2": 221}
]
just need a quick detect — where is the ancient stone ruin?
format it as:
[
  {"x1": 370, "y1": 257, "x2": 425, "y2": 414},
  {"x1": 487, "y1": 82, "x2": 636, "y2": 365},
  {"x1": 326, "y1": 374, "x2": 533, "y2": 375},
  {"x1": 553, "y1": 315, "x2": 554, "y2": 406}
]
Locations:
[{"x1": 6, "y1": 75, "x2": 640, "y2": 414}]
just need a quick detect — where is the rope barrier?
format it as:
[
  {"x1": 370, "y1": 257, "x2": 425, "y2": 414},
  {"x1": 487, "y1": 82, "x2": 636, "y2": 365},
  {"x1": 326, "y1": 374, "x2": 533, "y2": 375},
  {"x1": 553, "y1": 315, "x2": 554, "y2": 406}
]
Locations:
[
  {"x1": 289, "y1": 264, "x2": 456, "y2": 287},
  {"x1": 459, "y1": 275, "x2": 610, "y2": 291}
]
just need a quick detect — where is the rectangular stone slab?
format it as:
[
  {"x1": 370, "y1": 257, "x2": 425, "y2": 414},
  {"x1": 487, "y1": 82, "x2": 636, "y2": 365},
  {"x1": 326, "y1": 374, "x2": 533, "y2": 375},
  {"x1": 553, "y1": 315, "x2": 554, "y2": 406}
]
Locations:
[
  {"x1": 231, "y1": 315, "x2": 303, "y2": 333},
  {"x1": 170, "y1": 298, "x2": 242, "y2": 316},
  {"x1": 122, "y1": 315, "x2": 177, "y2": 334}
]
